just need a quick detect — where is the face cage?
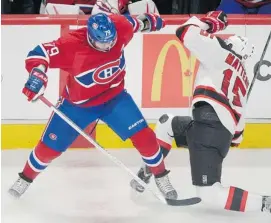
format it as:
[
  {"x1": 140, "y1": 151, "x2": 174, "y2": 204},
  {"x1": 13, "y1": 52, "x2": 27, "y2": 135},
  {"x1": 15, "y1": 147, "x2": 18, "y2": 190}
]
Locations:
[{"x1": 88, "y1": 34, "x2": 117, "y2": 52}]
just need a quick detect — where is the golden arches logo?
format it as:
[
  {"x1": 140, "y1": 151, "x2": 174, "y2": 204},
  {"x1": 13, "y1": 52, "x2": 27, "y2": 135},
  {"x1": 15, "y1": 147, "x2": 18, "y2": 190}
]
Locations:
[{"x1": 151, "y1": 40, "x2": 198, "y2": 102}]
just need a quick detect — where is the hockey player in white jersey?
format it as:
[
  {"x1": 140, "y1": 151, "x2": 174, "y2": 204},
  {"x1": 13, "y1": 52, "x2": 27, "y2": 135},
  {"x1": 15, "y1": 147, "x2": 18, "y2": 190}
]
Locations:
[{"x1": 131, "y1": 11, "x2": 271, "y2": 213}]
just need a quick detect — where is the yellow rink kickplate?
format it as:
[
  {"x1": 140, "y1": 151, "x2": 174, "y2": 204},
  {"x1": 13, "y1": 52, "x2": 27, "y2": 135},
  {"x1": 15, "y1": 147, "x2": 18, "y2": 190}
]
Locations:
[{"x1": 1, "y1": 123, "x2": 271, "y2": 149}]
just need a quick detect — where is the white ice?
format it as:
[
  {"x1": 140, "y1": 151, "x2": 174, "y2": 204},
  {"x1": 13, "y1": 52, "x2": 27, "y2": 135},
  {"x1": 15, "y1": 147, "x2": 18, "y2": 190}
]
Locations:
[{"x1": 2, "y1": 149, "x2": 271, "y2": 223}]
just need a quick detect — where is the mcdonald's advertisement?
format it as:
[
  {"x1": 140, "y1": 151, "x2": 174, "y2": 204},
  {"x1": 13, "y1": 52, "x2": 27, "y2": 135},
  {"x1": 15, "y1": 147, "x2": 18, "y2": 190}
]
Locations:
[
  {"x1": 142, "y1": 34, "x2": 198, "y2": 108},
  {"x1": 1, "y1": 19, "x2": 271, "y2": 149},
  {"x1": 1, "y1": 24, "x2": 271, "y2": 121}
]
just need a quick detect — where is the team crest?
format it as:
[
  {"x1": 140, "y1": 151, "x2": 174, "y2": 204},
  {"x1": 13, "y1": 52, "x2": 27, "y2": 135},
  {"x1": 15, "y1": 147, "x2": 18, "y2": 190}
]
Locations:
[
  {"x1": 75, "y1": 53, "x2": 126, "y2": 88},
  {"x1": 49, "y1": 133, "x2": 57, "y2": 140}
]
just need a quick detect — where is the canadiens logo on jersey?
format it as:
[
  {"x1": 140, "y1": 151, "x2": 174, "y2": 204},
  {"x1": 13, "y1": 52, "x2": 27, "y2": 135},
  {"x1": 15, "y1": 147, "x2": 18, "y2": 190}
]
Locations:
[{"x1": 75, "y1": 53, "x2": 126, "y2": 88}]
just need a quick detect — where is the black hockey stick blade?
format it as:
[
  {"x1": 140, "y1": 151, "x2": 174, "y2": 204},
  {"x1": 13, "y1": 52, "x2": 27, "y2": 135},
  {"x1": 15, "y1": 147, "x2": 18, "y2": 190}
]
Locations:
[{"x1": 166, "y1": 197, "x2": 201, "y2": 206}]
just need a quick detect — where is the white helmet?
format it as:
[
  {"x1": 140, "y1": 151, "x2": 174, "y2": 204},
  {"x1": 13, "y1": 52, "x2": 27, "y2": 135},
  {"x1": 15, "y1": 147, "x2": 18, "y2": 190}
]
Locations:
[{"x1": 225, "y1": 35, "x2": 255, "y2": 61}]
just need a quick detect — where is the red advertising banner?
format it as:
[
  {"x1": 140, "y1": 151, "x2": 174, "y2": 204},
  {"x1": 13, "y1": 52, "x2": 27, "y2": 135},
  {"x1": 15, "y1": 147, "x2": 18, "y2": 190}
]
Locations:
[{"x1": 142, "y1": 34, "x2": 199, "y2": 108}]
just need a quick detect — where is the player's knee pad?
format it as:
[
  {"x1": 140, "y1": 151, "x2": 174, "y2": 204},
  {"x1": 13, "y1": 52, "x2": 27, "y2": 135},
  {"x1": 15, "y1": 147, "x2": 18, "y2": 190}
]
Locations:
[
  {"x1": 155, "y1": 113, "x2": 174, "y2": 146},
  {"x1": 130, "y1": 127, "x2": 159, "y2": 157},
  {"x1": 35, "y1": 141, "x2": 62, "y2": 162},
  {"x1": 171, "y1": 116, "x2": 192, "y2": 148}
]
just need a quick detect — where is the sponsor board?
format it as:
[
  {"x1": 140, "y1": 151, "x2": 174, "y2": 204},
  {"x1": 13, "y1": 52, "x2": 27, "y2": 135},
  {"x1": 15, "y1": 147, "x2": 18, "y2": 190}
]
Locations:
[{"x1": 1, "y1": 15, "x2": 271, "y2": 149}]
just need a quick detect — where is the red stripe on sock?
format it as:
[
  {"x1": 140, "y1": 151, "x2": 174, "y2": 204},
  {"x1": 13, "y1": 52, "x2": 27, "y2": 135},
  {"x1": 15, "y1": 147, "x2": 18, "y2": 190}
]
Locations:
[
  {"x1": 157, "y1": 139, "x2": 171, "y2": 150},
  {"x1": 149, "y1": 162, "x2": 166, "y2": 176},
  {"x1": 240, "y1": 191, "x2": 248, "y2": 212},
  {"x1": 225, "y1": 187, "x2": 235, "y2": 210},
  {"x1": 23, "y1": 162, "x2": 40, "y2": 180}
]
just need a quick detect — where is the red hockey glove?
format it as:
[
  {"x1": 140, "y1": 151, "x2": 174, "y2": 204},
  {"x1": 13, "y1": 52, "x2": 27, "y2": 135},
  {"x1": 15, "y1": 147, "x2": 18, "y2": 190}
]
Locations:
[
  {"x1": 22, "y1": 67, "x2": 48, "y2": 102},
  {"x1": 200, "y1": 11, "x2": 228, "y2": 34},
  {"x1": 118, "y1": 0, "x2": 129, "y2": 14}
]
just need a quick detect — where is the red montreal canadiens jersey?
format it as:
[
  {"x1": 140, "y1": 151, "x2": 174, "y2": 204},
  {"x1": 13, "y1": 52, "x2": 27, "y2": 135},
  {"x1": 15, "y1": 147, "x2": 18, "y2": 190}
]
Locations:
[{"x1": 25, "y1": 15, "x2": 134, "y2": 107}]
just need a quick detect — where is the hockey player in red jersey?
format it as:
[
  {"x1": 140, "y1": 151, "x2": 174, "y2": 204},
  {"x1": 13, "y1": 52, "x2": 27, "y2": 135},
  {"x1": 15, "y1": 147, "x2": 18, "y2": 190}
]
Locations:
[
  {"x1": 130, "y1": 11, "x2": 271, "y2": 213},
  {"x1": 8, "y1": 13, "x2": 178, "y2": 200}
]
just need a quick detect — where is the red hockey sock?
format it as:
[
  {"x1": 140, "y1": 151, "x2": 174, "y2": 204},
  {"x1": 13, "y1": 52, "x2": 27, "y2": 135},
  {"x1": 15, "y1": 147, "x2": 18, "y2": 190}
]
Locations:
[
  {"x1": 22, "y1": 141, "x2": 62, "y2": 181},
  {"x1": 130, "y1": 127, "x2": 165, "y2": 176}
]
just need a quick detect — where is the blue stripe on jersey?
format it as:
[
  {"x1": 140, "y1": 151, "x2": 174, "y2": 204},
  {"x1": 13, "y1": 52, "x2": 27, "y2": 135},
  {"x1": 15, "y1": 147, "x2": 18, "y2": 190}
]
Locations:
[
  {"x1": 142, "y1": 151, "x2": 163, "y2": 166},
  {"x1": 124, "y1": 15, "x2": 135, "y2": 28},
  {"x1": 27, "y1": 45, "x2": 47, "y2": 59},
  {"x1": 29, "y1": 151, "x2": 47, "y2": 171}
]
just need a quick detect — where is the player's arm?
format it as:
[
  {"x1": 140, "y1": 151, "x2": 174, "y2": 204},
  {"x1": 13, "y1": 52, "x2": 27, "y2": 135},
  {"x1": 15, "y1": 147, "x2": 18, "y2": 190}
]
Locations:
[
  {"x1": 24, "y1": 35, "x2": 74, "y2": 102},
  {"x1": 123, "y1": 13, "x2": 165, "y2": 33},
  {"x1": 25, "y1": 35, "x2": 74, "y2": 72},
  {"x1": 175, "y1": 11, "x2": 228, "y2": 65}
]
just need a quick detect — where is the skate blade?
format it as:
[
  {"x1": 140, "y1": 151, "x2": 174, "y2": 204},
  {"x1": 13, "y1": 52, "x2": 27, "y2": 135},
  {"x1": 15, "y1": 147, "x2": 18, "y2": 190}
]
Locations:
[
  {"x1": 130, "y1": 181, "x2": 146, "y2": 193},
  {"x1": 8, "y1": 189, "x2": 21, "y2": 199}
]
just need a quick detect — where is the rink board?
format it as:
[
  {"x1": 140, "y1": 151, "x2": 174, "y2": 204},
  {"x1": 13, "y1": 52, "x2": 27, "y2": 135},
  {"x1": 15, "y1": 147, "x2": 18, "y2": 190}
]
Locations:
[
  {"x1": 1, "y1": 15, "x2": 271, "y2": 149},
  {"x1": 2, "y1": 123, "x2": 271, "y2": 149}
]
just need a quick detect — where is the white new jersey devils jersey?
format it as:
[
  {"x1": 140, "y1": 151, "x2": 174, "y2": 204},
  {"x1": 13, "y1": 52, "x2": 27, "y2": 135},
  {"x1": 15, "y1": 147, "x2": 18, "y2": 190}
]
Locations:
[{"x1": 181, "y1": 26, "x2": 253, "y2": 143}]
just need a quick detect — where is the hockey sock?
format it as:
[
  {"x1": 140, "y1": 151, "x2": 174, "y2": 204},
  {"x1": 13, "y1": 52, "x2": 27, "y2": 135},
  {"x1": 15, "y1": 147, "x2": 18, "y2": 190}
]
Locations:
[
  {"x1": 225, "y1": 186, "x2": 263, "y2": 212},
  {"x1": 22, "y1": 141, "x2": 62, "y2": 181},
  {"x1": 197, "y1": 183, "x2": 264, "y2": 213},
  {"x1": 130, "y1": 127, "x2": 166, "y2": 176},
  {"x1": 225, "y1": 186, "x2": 249, "y2": 212}
]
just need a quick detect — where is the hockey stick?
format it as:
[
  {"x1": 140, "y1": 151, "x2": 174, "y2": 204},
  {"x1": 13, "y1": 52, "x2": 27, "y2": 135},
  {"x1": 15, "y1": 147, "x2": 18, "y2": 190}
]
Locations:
[
  {"x1": 247, "y1": 30, "x2": 271, "y2": 98},
  {"x1": 39, "y1": 95, "x2": 201, "y2": 206}
]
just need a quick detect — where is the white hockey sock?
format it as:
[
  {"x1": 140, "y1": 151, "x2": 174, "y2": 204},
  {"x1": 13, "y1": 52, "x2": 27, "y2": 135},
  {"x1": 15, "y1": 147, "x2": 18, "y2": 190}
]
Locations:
[{"x1": 197, "y1": 182, "x2": 263, "y2": 212}]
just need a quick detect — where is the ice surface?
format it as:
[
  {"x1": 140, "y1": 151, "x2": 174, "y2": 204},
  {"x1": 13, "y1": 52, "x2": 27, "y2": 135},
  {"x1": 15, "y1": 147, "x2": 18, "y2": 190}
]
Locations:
[{"x1": 2, "y1": 149, "x2": 271, "y2": 223}]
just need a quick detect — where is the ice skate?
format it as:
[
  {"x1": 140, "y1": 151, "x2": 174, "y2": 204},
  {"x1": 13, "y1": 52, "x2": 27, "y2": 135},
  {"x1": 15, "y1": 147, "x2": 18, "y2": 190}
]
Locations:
[
  {"x1": 130, "y1": 164, "x2": 152, "y2": 193},
  {"x1": 155, "y1": 170, "x2": 178, "y2": 200},
  {"x1": 262, "y1": 196, "x2": 271, "y2": 213},
  {"x1": 8, "y1": 173, "x2": 32, "y2": 199}
]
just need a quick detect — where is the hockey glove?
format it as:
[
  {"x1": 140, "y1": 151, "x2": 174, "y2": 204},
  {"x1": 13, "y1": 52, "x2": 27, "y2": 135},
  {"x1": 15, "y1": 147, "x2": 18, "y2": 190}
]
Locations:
[
  {"x1": 200, "y1": 11, "x2": 228, "y2": 34},
  {"x1": 230, "y1": 143, "x2": 240, "y2": 147},
  {"x1": 22, "y1": 67, "x2": 48, "y2": 102},
  {"x1": 137, "y1": 13, "x2": 165, "y2": 32}
]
